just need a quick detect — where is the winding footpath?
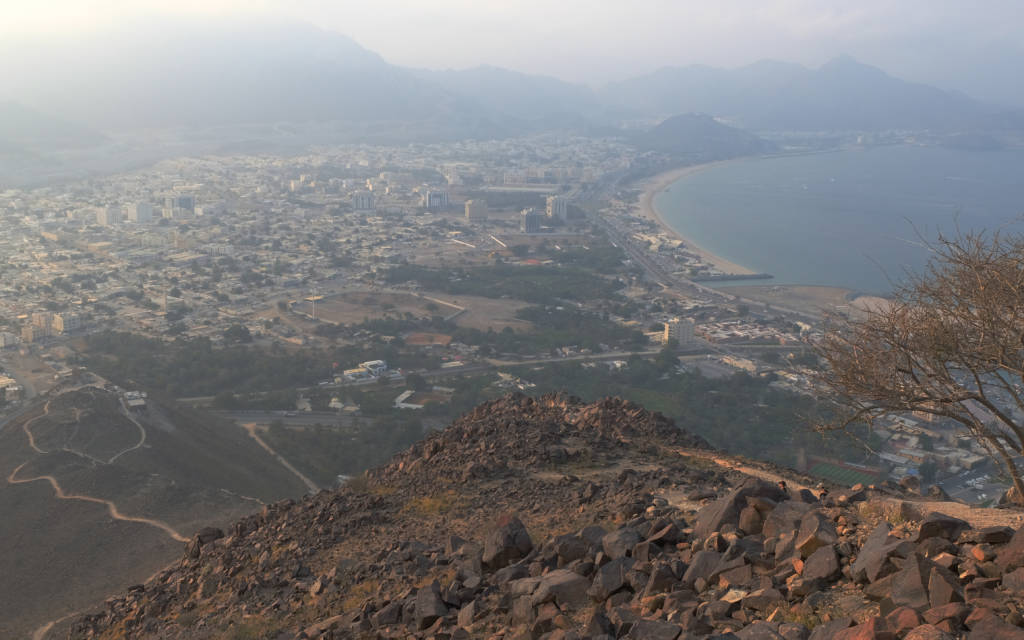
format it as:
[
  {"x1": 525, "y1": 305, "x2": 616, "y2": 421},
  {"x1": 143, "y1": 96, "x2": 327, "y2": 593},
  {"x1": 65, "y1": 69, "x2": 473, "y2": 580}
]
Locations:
[
  {"x1": 7, "y1": 462, "x2": 188, "y2": 542},
  {"x1": 106, "y1": 397, "x2": 147, "y2": 464},
  {"x1": 7, "y1": 390, "x2": 190, "y2": 542},
  {"x1": 7, "y1": 390, "x2": 189, "y2": 640},
  {"x1": 20, "y1": 398, "x2": 52, "y2": 454}
]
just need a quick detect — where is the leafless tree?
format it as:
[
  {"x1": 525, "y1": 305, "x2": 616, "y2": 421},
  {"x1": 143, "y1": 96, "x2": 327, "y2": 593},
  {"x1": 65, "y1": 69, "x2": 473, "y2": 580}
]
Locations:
[{"x1": 815, "y1": 230, "x2": 1024, "y2": 504}]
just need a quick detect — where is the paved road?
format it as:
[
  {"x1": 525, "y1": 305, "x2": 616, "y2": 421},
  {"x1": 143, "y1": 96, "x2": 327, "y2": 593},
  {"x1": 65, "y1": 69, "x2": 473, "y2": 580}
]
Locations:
[
  {"x1": 240, "y1": 422, "x2": 319, "y2": 493},
  {"x1": 219, "y1": 410, "x2": 348, "y2": 427},
  {"x1": 593, "y1": 213, "x2": 823, "y2": 323}
]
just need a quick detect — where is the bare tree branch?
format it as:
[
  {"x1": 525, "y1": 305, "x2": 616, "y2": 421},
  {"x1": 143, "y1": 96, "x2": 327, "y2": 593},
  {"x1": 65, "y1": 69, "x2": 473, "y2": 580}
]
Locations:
[{"x1": 815, "y1": 230, "x2": 1024, "y2": 504}]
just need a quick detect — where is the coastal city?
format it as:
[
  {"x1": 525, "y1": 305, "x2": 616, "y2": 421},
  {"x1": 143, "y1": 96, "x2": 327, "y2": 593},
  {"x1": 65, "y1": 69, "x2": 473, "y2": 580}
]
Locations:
[
  {"x1": 9, "y1": 4, "x2": 1024, "y2": 637},
  {"x1": 0, "y1": 132, "x2": 1011, "y2": 505}
]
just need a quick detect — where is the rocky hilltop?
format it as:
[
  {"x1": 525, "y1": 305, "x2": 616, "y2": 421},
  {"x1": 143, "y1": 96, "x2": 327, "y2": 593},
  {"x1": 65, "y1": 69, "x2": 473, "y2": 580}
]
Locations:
[{"x1": 68, "y1": 393, "x2": 1024, "y2": 640}]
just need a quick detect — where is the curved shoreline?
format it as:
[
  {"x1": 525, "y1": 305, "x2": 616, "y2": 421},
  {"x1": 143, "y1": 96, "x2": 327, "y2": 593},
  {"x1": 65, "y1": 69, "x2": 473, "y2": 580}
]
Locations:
[
  {"x1": 634, "y1": 157, "x2": 895, "y2": 317},
  {"x1": 636, "y1": 160, "x2": 757, "y2": 276}
]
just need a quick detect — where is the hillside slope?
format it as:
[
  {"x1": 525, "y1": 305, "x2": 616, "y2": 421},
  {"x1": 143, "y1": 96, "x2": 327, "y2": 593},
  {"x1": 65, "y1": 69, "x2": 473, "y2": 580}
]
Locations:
[
  {"x1": 632, "y1": 113, "x2": 772, "y2": 160},
  {"x1": 0, "y1": 384, "x2": 309, "y2": 639},
  {"x1": 65, "y1": 393, "x2": 1024, "y2": 640}
]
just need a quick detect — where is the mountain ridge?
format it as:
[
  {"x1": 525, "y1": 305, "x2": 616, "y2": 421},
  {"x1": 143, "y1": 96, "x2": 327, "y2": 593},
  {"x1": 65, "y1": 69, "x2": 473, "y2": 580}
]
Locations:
[
  {"x1": 62, "y1": 392, "x2": 1024, "y2": 640},
  {"x1": 1, "y1": 19, "x2": 1019, "y2": 139}
]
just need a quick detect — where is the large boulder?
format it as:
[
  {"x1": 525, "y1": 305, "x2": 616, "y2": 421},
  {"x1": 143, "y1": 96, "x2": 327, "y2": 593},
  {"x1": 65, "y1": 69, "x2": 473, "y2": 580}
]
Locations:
[
  {"x1": 602, "y1": 527, "x2": 642, "y2": 560},
  {"x1": 967, "y1": 615, "x2": 1024, "y2": 639},
  {"x1": 916, "y1": 513, "x2": 970, "y2": 543},
  {"x1": 743, "y1": 587, "x2": 785, "y2": 612},
  {"x1": 552, "y1": 534, "x2": 588, "y2": 565},
  {"x1": 682, "y1": 550, "x2": 721, "y2": 589},
  {"x1": 996, "y1": 527, "x2": 1024, "y2": 573},
  {"x1": 623, "y1": 619, "x2": 683, "y2": 640},
  {"x1": 736, "y1": 621, "x2": 786, "y2": 639},
  {"x1": 530, "y1": 569, "x2": 590, "y2": 608},
  {"x1": 739, "y1": 506, "x2": 765, "y2": 535},
  {"x1": 802, "y1": 545, "x2": 841, "y2": 583},
  {"x1": 1003, "y1": 567, "x2": 1024, "y2": 592},
  {"x1": 927, "y1": 566, "x2": 964, "y2": 608},
  {"x1": 589, "y1": 557, "x2": 634, "y2": 601},
  {"x1": 762, "y1": 500, "x2": 812, "y2": 539},
  {"x1": 852, "y1": 522, "x2": 908, "y2": 584},
  {"x1": 482, "y1": 514, "x2": 533, "y2": 570},
  {"x1": 694, "y1": 478, "x2": 786, "y2": 539},
  {"x1": 644, "y1": 563, "x2": 678, "y2": 597},
  {"x1": 415, "y1": 584, "x2": 448, "y2": 630},
  {"x1": 891, "y1": 554, "x2": 935, "y2": 610},
  {"x1": 796, "y1": 511, "x2": 838, "y2": 559}
]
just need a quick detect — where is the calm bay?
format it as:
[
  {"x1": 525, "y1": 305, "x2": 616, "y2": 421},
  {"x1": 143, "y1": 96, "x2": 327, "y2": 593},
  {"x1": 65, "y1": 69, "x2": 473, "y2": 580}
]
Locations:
[{"x1": 655, "y1": 145, "x2": 1024, "y2": 295}]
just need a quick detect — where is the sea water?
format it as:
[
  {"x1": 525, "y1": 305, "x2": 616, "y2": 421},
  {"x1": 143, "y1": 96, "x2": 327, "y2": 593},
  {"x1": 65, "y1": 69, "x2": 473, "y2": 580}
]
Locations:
[{"x1": 655, "y1": 145, "x2": 1024, "y2": 294}]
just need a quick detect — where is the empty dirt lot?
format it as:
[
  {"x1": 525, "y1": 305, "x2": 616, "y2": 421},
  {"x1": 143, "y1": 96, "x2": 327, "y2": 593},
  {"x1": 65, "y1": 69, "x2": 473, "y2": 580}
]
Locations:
[{"x1": 295, "y1": 290, "x2": 533, "y2": 332}]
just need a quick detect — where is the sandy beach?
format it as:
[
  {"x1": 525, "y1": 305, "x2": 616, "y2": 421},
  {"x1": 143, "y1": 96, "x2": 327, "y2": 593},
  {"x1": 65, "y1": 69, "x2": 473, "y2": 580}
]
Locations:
[
  {"x1": 635, "y1": 160, "x2": 896, "y2": 318},
  {"x1": 636, "y1": 161, "x2": 756, "y2": 276}
]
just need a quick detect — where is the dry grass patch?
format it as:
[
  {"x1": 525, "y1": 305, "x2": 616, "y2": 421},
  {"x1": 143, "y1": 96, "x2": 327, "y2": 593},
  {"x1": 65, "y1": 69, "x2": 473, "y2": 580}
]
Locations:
[{"x1": 403, "y1": 490, "x2": 465, "y2": 517}]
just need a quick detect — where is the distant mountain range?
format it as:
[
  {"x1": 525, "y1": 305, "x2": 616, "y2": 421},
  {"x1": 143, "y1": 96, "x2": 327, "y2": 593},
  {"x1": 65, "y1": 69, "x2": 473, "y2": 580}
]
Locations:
[
  {"x1": 0, "y1": 20, "x2": 1021, "y2": 149},
  {"x1": 602, "y1": 56, "x2": 1003, "y2": 132},
  {"x1": 415, "y1": 66, "x2": 599, "y2": 120}
]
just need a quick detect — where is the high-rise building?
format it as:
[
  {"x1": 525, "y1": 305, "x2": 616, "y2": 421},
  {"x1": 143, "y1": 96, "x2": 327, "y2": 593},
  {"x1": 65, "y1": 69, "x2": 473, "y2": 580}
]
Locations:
[
  {"x1": 53, "y1": 313, "x2": 81, "y2": 334},
  {"x1": 32, "y1": 311, "x2": 53, "y2": 331},
  {"x1": 352, "y1": 191, "x2": 375, "y2": 212},
  {"x1": 422, "y1": 190, "x2": 450, "y2": 211},
  {"x1": 96, "y1": 206, "x2": 123, "y2": 226},
  {"x1": 520, "y1": 208, "x2": 543, "y2": 234},
  {"x1": 22, "y1": 324, "x2": 49, "y2": 343},
  {"x1": 546, "y1": 195, "x2": 567, "y2": 221},
  {"x1": 465, "y1": 199, "x2": 488, "y2": 222},
  {"x1": 127, "y1": 202, "x2": 153, "y2": 223},
  {"x1": 664, "y1": 318, "x2": 696, "y2": 345},
  {"x1": 164, "y1": 195, "x2": 195, "y2": 215}
]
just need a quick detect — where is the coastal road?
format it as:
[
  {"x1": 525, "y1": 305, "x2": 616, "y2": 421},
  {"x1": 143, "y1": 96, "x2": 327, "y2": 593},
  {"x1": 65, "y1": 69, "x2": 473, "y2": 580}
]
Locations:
[
  {"x1": 578, "y1": 163, "x2": 829, "y2": 323},
  {"x1": 594, "y1": 212, "x2": 824, "y2": 323}
]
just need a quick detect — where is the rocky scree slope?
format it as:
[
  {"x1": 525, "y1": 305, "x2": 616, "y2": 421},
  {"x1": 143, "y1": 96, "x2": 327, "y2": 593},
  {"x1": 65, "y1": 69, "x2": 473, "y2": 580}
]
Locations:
[{"x1": 70, "y1": 393, "x2": 1024, "y2": 640}]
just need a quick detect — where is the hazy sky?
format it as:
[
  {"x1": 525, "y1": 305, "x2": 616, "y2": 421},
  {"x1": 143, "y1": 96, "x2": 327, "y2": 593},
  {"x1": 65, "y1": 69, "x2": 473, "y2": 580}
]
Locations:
[{"x1": 6, "y1": 0, "x2": 1024, "y2": 104}]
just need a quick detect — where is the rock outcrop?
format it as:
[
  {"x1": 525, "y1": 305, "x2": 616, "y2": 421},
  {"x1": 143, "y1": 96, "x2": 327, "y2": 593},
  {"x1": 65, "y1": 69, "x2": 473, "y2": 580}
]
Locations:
[{"x1": 67, "y1": 393, "x2": 1024, "y2": 640}]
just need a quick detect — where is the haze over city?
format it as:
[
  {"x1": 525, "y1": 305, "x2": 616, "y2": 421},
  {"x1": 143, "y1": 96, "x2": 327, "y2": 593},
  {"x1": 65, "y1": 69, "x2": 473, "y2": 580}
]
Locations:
[
  {"x1": 3, "y1": 2, "x2": 1024, "y2": 639},
  {"x1": 3, "y1": 0, "x2": 1024, "y2": 104}
]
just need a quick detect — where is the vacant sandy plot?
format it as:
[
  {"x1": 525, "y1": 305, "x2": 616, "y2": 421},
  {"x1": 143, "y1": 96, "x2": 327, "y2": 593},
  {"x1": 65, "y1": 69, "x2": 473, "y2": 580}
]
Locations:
[
  {"x1": 253, "y1": 301, "x2": 320, "y2": 335},
  {"x1": 295, "y1": 290, "x2": 533, "y2": 332},
  {"x1": 724, "y1": 284, "x2": 889, "y2": 319},
  {"x1": 0, "y1": 350, "x2": 58, "y2": 398},
  {"x1": 440, "y1": 293, "x2": 533, "y2": 331},
  {"x1": 297, "y1": 291, "x2": 450, "y2": 325},
  {"x1": 407, "y1": 390, "x2": 451, "y2": 405}
]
